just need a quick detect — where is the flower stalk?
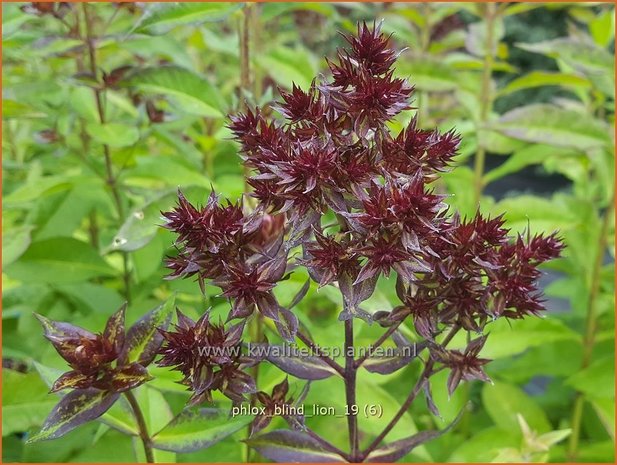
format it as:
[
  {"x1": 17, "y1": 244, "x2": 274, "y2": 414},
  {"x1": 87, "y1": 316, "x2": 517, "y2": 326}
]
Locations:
[
  {"x1": 344, "y1": 319, "x2": 360, "y2": 461},
  {"x1": 473, "y1": 2, "x2": 498, "y2": 206},
  {"x1": 567, "y1": 194, "x2": 614, "y2": 460},
  {"x1": 125, "y1": 391, "x2": 155, "y2": 464}
]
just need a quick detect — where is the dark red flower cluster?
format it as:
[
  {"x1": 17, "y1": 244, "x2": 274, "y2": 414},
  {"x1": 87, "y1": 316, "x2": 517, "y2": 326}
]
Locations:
[
  {"x1": 162, "y1": 190, "x2": 294, "y2": 338},
  {"x1": 161, "y1": 22, "x2": 564, "y2": 401},
  {"x1": 157, "y1": 310, "x2": 256, "y2": 405},
  {"x1": 35, "y1": 305, "x2": 152, "y2": 393}
]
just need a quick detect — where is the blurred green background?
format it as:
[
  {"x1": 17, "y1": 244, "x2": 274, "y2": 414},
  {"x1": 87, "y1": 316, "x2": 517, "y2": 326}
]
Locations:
[{"x1": 2, "y1": 2, "x2": 615, "y2": 463}]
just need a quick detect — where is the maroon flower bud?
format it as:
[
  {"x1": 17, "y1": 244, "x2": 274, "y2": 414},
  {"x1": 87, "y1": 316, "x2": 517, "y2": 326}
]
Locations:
[
  {"x1": 302, "y1": 231, "x2": 360, "y2": 286},
  {"x1": 250, "y1": 378, "x2": 304, "y2": 436},
  {"x1": 157, "y1": 309, "x2": 255, "y2": 405},
  {"x1": 431, "y1": 336, "x2": 492, "y2": 396},
  {"x1": 383, "y1": 116, "x2": 460, "y2": 180}
]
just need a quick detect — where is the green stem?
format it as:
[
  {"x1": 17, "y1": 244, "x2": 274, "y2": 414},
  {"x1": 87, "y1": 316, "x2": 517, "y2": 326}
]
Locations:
[
  {"x1": 238, "y1": 4, "x2": 253, "y2": 199},
  {"x1": 567, "y1": 195, "x2": 614, "y2": 460},
  {"x1": 473, "y1": 2, "x2": 497, "y2": 206},
  {"x1": 250, "y1": 4, "x2": 262, "y2": 100},
  {"x1": 82, "y1": 3, "x2": 131, "y2": 304},
  {"x1": 125, "y1": 391, "x2": 154, "y2": 464},
  {"x1": 417, "y1": 3, "x2": 432, "y2": 126}
]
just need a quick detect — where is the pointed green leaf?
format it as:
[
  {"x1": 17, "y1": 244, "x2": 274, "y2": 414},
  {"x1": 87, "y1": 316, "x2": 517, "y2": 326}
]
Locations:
[
  {"x1": 483, "y1": 144, "x2": 582, "y2": 185},
  {"x1": 125, "y1": 66, "x2": 225, "y2": 118},
  {"x1": 258, "y1": 47, "x2": 316, "y2": 90},
  {"x1": 497, "y1": 71, "x2": 590, "y2": 97},
  {"x1": 2, "y1": 370, "x2": 56, "y2": 435},
  {"x1": 32, "y1": 362, "x2": 138, "y2": 436},
  {"x1": 85, "y1": 122, "x2": 140, "y2": 148},
  {"x1": 136, "y1": 3, "x2": 243, "y2": 34},
  {"x1": 516, "y1": 38, "x2": 615, "y2": 97},
  {"x1": 151, "y1": 408, "x2": 252, "y2": 453},
  {"x1": 493, "y1": 104, "x2": 611, "y2": 151},
  {"x1": 120, "y1": 296, "x2": 175, "y2": 366},
  {"x1": 566, "y1": 356, "x2": 614, "y2": 400},
  {"x1": 482, "y1": 382, "x2": 551, "y2": 434},
  {"x1": 2, "y1": 225, "x2": 33, "y2": 266},
  {"x1": 5, "y1": 237, "x2": 116, "y2": 283},
  {"x1": 107, "y1": 191, "x2": 178, "y2": 253}
]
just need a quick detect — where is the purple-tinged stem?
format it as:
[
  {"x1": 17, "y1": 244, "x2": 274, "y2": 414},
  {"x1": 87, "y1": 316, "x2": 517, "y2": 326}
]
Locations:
[{"x1": 360, "y1": 324, "x2": 461, "y2": 460}]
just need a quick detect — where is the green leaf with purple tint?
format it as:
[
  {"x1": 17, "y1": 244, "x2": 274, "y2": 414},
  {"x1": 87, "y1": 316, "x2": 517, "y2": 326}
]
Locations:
[
  {"x1": 246, "y1": 429, "x2": 347, "y2": 463},
  {"x1": 151, "y1": 408, "x2": 252, "y2": 453},
  {"x1": 27, "y1": 389, "x2": 120, "y2": 443},
  {"x1": 119, "y1": 295, "x2": 175, "y2": 366}
]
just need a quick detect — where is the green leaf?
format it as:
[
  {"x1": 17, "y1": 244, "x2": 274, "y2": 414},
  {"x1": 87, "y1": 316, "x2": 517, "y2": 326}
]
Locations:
[
  {"x1": 483, "y1": 144, "x2": 582, "y2": 184},
  {"x1": 516, "y1": 38, "x2": 614, "y2": 97},
  {"x1": 590, "y1": 9, "x2": 615, "y2": 48},
  {"x1": 366, "y1": 409, "x2": 464, "y2": 463},
  {"x1": 123, "y1": 156, "x2": 211, "y2": 189},
  {"x1": 35, "y1": 183, "x2": 107, "y2": 240},
  {"x1": 591, "y1": 398, "x2": 616, "y2": 438},
  {"x1": 6, "y1": 237, "x2": 116, "y2": 283},
  {"x1": 516, "y1": 38, "x2": 614, "y2": 75},
  {"x1": 85, "y1": 122, "x2": 140, "y2": 148},
  {"x1": 152, "y1": 408, "x2": 252, "y2": 453},
  {"x1": 136, "y1": 3, "x2": 243, "y2": 34},
  {"x1": 448, "y1": 426, "x2": 518, "y2": 462},
  {"x1": 246, "y1": 429, "x2": 347, "y2": 463},
  {"x1": 120, "y1": 296, "x2": 175, "y2": 366},
  {"x1": 27, "y1": 389, "x2": 120, "y2": 442},
  {"x1": 482, "y1": 381, "x2": 551, "y2": 434},
  {"x1": 2, "y1": 225, "x2": 33, "y2": 267},
  {"x1": 125, "y1": 66, "x2": 224, "y2": 118},
  {"x1": 4, "y1": 175, "x2": 73, "y2": 206},
  {"x1": 492, "y1": 194, "x2": 579, "y2": 235},
  {"x1": 429, "y1": 369, "x2": 468, "y2": 424},
  {"x1": 32, "y1": 363, "x2": 137, "y2": 436},
  {"x1": 2, "y1": 99, "x2": 46, "y2": 119},
  {"x1": 482, "y1": 317, "x2": 580, "y2": 359},
  {"x1": 503, "y1": 3, "x2": 543, "y2": 16},
  {"x1": 55, "y1": 283, "x2": 125, "y2": 315},
  {"x1": 132, "y1": 386, "x2": 176, "y2": 462},
  {"x1": 396, "y1": 58, "x2": 458, "y2": 92},
  {"x1": 478, "y1": 129, "x2": 528, "y2": 155},
  {"x1": 107, "y1": 191, "x2": 177, "y2": 253},
  {"x1": 258, "y1": 46, "x2": 316, "y2": 90},
  {"x1": 2, "y1": 371, "x2": 56, "y2": 436},
  {"x1": 566, "y1": 356, "x2": 614, "y2": 400},
  {"x1": 442, "y1": 166, "x2": 476, "y2": 218},
  {"x1": 497, "y1": 71, "x2": 591, "y2": 97},
  {"x1": 493, "y1": 104, "x2": 611, "y2": 151}
]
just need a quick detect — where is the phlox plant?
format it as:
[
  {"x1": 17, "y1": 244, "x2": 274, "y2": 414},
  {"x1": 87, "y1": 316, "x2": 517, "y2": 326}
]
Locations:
[{"x1": 31, "y1": 23, "x2": 563, "y2": 463}]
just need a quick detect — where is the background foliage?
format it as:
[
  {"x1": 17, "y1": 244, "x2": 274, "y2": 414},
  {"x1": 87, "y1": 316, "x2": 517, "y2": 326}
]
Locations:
[{"x1": 2, "y1": 2, "x2": 615, "y2": 463}]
